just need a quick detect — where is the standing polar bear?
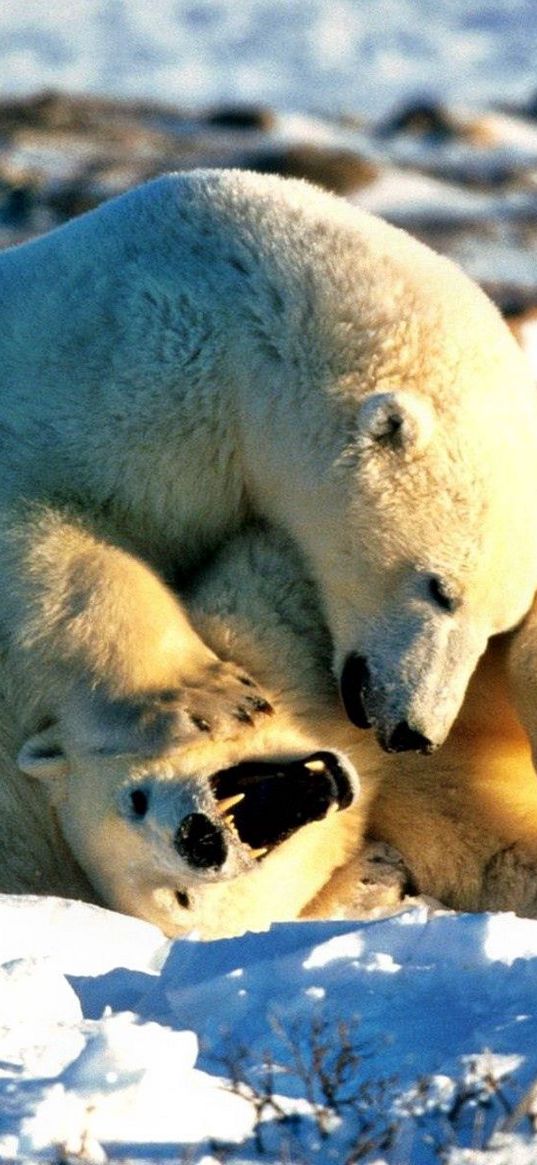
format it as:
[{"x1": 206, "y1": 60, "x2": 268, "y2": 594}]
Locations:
[{"x1": 1, "y1": 169, "x2": 537, "y2": 772}]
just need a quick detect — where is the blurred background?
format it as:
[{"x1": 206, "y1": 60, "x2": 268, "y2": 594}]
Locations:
[
  {"x1": 0, "y1": 0, "x2": 536, "y2": 336},
  {"x1": 2, "y1": 0, "x2": 536, "y2": 117}
]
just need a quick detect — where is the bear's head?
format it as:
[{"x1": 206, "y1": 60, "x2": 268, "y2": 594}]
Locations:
[
  {"x1": 17, "y1": 723, "x2": 358, "y2": 937},
  {"x1": 314, "y1": 381, "x2": 537, "y2": 755}
]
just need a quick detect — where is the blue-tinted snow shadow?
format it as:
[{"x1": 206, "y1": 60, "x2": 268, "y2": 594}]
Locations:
[{"x1": 68, "y1": 912, "x2": 537, "y2": 1089}]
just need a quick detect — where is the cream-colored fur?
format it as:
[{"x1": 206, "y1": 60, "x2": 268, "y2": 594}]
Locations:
[
  {"x1": 315, "y1": 635, "x2": 537, "y2": 920},
  {"x1": 0, "y1": 170, "x2": 536, "y2": 766},
  {"x1": 11, "y1": 526, "x2": 537, "y2": 939},
  {"x1": 11, "y1": 527, "x2": 368, "y2": 937}
]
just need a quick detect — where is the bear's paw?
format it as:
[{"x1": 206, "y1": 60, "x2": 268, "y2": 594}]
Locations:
[{"x1": 58, "y1": 661, "x2": 275, "y2": 758}]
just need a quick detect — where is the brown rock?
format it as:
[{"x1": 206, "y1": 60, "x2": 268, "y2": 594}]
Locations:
[
  {"x1": 378, "y1": 100, "x2": 457, "y2": 141},
  {"x1": 205, "y1": 105, "x2": 276, "y2": 132},
  {"x1": 239, "y1": 144, "x2": 378, "y2": 195}
]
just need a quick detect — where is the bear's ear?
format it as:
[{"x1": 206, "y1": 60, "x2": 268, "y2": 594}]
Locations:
[
  {"x1": 356, "y1": 390, "x2": 435, "y2": 456},
  {"x1": 17, "y1": 725, "x2": 69, "y2": 781}
]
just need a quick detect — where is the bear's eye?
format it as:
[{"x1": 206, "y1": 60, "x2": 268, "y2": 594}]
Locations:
[
  {"x1": 130, "y1": 788, "x2": 149, "y2": 819},
  {"x1": 427, "y1": 575, "x2": 456, "y2": 613}
]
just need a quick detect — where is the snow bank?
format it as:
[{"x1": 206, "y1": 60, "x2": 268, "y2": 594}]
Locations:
[{"x1": 1, "y1": 897, "x2": 537, "y2": 1162}]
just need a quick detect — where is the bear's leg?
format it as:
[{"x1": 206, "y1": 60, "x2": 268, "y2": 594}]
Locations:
[
  {"x1": 301, "y1": 840, "x2": 420, "y2": 919},
  {"x1": 0, "y1": 504, "x2": 273, "y2": 753},
  {"x1": 478, "y1": 844, "x2": 537, "y2": 916}
]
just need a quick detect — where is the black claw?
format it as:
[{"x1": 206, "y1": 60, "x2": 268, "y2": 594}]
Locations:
[
  {"x1": 234, "y1": 706, "x2": 255, "y2": 725},
  {"x1": 190, "y1": 714, "x2": 211, "y2": 732},
  {"x1": 245, "y1": 695, "x2": 274, "y2": 715},
  {"x1": 401, "y1": 871, "x2": 420, "y2": 897},
  {"x1": 238, "y1": 675, "x2": 256, "y2": 688}
]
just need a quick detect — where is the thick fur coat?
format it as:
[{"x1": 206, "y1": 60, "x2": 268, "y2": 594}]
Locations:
[{"x1": 0, "y1": 170, "x2": 536, "y2": 766}]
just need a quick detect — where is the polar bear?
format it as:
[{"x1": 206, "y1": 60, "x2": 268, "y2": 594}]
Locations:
[
  {"x1": 12, "y1": 523, "x2": 537, "y2": 938},
  {"x1": 0, "y1": 169, "x2": 536, "y2": 771},
  {"x1": 5, "y1": 522, "x2": 365, "y2": 936}
]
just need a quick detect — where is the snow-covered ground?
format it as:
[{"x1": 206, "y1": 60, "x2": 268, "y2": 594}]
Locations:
[
  {"x1": 1, "y1": 896, "x2": 537, "y2": 1163},
  {"x1": 1, "y1": 3, "x2": 537, "y2": 306},
  {"x1": 1, "y1": 0, "x2": 536, "y2": 118}
]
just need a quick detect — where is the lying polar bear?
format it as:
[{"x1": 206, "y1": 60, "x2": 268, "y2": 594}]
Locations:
[
  {"x1": 1, "y1": 168, "x2": 537, "y2": 779},
  {"x1": 8, "y1": 522, "x2": 537, "y2": 938}
]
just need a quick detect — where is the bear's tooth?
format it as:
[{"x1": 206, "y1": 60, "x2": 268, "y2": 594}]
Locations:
[
  {"x1": 216, "y1": 793, "x2": 245, "y2": 815},
  {"x1": 223, "y1": 813, "x2": 239, "y2": 834},
  {"x1": 247, "y1": 845, "x2": 268, "y2": 859},
  {"x1": 305, "y1": 759, "x2": 326, "y2": 772}
]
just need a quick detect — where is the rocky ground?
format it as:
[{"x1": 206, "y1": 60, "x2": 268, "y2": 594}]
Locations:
[{"x1": 1, "y1": 88, "x2": 536, "y2": 335}]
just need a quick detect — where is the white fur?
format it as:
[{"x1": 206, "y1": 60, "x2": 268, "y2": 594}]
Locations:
[{"x1": 0, "y1": 170, "x2": 535, "y2": 757}]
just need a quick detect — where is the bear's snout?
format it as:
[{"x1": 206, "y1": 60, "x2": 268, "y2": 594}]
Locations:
[
  {"x1": 381, "y1": 721, "x2": 434, "y2": 755},
  {"x1": 123, "y1": 783, "x2": 231, "y2": 874},
  {"x1": 121, "y1": 749, "x2": 357, "y2": 883},
  {"x1": 340, "y1": 655, "x2": 438, "y2": 752},
  {"x1": 174, "y1": 812, "x2": 228, "y2": 869},
  {"x1": 382, "y1": 717, "x2": 433, "y2": 754}
]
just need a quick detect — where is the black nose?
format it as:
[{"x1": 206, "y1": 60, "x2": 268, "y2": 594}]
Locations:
[
  {"x1": 174, "y1": 813, "x2": 228, "y2": 869},
  {"x1": 384, "y1": 721, "x2": 434, "y2": 754},
  {"x1": 339, "y1": 654, "x2": 372, "y2": 729}
]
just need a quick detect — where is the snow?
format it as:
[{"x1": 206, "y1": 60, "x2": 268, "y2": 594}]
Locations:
[
  {"x1": 1, "y1": 897, "x2": 537, "y2": 1162},
  {"x1": 0, "y1": 0, "x2": 536, "y2": 118},
  {"x1": 0, "y1": 4, "x2": 536, "y2": 305}
]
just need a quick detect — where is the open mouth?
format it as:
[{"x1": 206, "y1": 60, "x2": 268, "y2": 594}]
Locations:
[
  {"x1": 172, "y1": 750, "x2": 356, "y2": 873},
  {"x1": 211, "y1": 749, "x2": 355, "y2": 851}
]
